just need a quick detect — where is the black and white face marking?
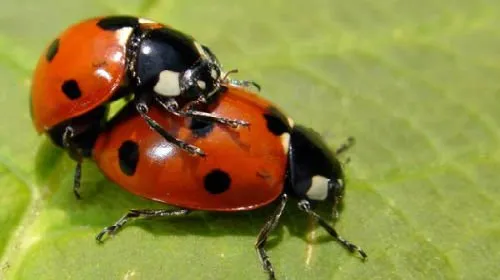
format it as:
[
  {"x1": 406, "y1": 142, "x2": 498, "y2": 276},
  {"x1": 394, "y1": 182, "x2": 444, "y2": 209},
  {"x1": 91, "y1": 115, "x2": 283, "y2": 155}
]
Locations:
[
  {"x1": 287, "y1": 125, "x2": 345, "y2": 203},
  {"x1": 179, "y1": 60, "x2": 222, "y2": 99},
  {"x1": 304, "y1": 176, "x2": 345, "y2": 203},
  {"x1": 305, "y1": 175, "x2": 330, "y2": 201},
  {"x1": 210, "y1": 68, "x2": 218, "y2": 80},
  {"x1": 153, "y1": 70, "x2": 181, "y2": 97},
  {"x1": 135, "y1": 27, "x2": 223, "y2": 101},
  {"x1": 152, "y1": 62, "x2": 222, "y2": 100},
  {"x1": 135, "y1": 28, "x2": 199, "y2": 95}
]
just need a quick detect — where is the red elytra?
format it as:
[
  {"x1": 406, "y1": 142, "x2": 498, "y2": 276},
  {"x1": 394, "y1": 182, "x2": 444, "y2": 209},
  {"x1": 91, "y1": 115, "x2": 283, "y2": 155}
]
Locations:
[
  {"x1": 93, "y1": 85, "x2": 288, "y2": 211},
  {"x1": 31, "y1": 17, "x2": 134, "y2": 132}
]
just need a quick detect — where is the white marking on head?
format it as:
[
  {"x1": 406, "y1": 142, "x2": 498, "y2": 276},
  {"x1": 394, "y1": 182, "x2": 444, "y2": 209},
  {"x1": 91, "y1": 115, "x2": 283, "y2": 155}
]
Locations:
[
  {"x1": 211, "y1": 69, "x2": 218, "y2": 79},
  {"x1": 306, "y1": 176, "x2": 330, "y2": 201},
  {"x1": 280, "y1": 132, "x2": 290, "y2": 154},
  {"x1": 154, "y1": 70, "x2": 181, "y2": 97},
  {"x1": 115, "y1": 27, "x2": 133, "y2": 45},
  {"x1": 196, "y1": 80, "x2": 206, "y2": 90},
  {"x1": 337, "y1": 178, "x2": 344, "y2": 190}
]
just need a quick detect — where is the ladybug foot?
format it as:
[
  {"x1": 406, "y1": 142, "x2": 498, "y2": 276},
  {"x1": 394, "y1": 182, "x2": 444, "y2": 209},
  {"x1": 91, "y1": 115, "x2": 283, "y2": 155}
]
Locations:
[
  {"x1": 297, "y1": 200, "x2": 368, "y2": 260},
  {"x1": 96, "y1": 209, "x2": 191, "y2": 243},
  {"x1": 95, "y1": 225, "x2": 119, "y2": 243},
  {"x1": 180, "y1": 143, "x2": 206, "y2": 157},
  {"x1": 344, "y1": 241, "x2": 368, "y2": 260},
  {"x1": 95, "y1": 210, "x2": 139, "y2": 243},
  {"x1": 259, "y1": 253, "x2": 276, "y2": 280},
  {"x1": 73, "y1": 189, "x2": 82, "y2": 200}
]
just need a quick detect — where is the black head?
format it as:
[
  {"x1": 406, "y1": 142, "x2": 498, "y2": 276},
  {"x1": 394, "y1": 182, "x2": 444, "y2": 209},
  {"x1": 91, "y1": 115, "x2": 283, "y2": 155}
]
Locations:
[
  {"x1": 179, "y1": 59, "x2": 222, "y2": 100},
  {"x1": 133, "y1": 27, "x2": 223, "y2": 101},
  {"x1": 286, "y1": 125, "x2": 345, "y2": 208}
]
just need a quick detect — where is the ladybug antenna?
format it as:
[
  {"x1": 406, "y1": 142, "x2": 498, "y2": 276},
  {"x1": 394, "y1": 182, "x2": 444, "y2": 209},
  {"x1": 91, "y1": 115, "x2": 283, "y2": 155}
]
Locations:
[
  {"x1": 223, "y1": 69, "x2": 262, "y2": 92},
  {"x1": 222, "y1": 69, "x2": 239, "y2": 82},
  {"x1": 334, "y1": 137, "x2": 355, "y2": 156},
  {"x1": 335, "y1": 137, "x2": 355, "y2": 166}
]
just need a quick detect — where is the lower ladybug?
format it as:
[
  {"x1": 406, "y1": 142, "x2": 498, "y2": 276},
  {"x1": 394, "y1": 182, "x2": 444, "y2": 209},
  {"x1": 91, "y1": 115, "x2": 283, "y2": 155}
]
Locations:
[
  {"x1": 92, "y1": 85, "x2": 366, "y2": 279},
  {"x1": 30, "y1": 15, "x2": 258, "y2": 198}
]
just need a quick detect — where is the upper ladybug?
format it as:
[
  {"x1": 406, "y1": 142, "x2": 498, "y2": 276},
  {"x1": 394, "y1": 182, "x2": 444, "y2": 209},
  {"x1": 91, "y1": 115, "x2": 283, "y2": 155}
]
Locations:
[{"x1": 30, "y1": 15, "x2": 256, "y2": 161}]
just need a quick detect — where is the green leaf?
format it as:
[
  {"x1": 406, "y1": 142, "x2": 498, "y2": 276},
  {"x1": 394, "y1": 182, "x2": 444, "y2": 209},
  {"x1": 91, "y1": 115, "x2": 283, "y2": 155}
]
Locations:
[{"x1": 1, "y1": 0, "x2": 500, "y2": 279}]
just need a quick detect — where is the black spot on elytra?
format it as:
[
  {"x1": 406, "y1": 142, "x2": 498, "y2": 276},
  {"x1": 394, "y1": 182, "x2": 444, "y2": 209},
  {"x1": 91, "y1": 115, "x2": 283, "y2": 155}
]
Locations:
[
  {"x1": 204, "y1": 169, "x2": 231, "y2": 194},
  {"x1": 189, "y1": 118, "x2": 215, "y2": 138},
  {"x1": 263, "y1": 106, "x2": 291, "y2": 136},
  {"x1": 118, "y1": 140, "x2": 139, "y2": 176},
  {"x1": 46, "y1": 39, "x2": 59, "y2": 62},
  {"x1": 61, "y1": 80, "x2": 82, "y2": 100},
  {"x1": 97, "y1": 16, "x2": 139, "y2": 30}
]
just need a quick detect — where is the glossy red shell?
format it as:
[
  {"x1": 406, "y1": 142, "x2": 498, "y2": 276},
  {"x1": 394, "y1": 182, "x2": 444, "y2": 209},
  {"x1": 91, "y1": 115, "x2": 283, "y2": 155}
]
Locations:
[
  {"x1": 93, "y1": 86, "x2": 288, "y2": 211},
  {"x1": 31, "y1": 17, "x2": 130, "y2": 132}
]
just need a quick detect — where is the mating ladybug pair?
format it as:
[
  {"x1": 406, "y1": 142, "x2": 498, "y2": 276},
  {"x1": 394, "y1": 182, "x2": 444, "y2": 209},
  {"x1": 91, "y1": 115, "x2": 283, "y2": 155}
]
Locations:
[{"x1": 30, "y1": 15, "x2": 366, "y2": 279}]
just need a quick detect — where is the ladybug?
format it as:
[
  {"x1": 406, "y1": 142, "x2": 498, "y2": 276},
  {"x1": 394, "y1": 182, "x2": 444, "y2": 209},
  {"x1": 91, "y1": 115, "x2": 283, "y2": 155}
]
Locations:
[
  {"x1": 30, "y1": 15, "x2": 257, "y2": 197},
  {"x1": 92, "y1": 85, "x2": 367, "y2": 279}
]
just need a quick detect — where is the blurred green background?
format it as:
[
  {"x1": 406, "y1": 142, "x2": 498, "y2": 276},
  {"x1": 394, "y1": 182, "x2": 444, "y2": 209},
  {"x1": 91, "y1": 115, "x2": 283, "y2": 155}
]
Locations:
[{"x1": 1, "y1": 0, "x2": 499, "y2": 279}]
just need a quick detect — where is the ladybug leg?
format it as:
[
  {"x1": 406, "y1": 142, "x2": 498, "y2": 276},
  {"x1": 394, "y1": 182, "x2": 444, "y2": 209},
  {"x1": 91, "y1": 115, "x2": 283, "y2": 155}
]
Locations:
[
  {"x1": 73, "y1": 161, "x2": 82, "y2": 199},
  {"x1": 297, "y1": 200, "x2": 367, "y2": 260},
  {"x1": 62, "y1": 127, "x2": 83, "y2": 199},
  {"x1": 155, "y1": 97, "x2": 250, "y2": 129},
  {"x1": 96, "y1": 208, "x2": 191, "y2": 242},
  {"x1": 135, "y1": 101, "x2": 206, "y2": 157},
  {"x1": 255, "y1": 193, "x2": 288, "y2": 280},
  {"x1": 180, "y1": 108, "x2": 250, "y2": 128}
]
